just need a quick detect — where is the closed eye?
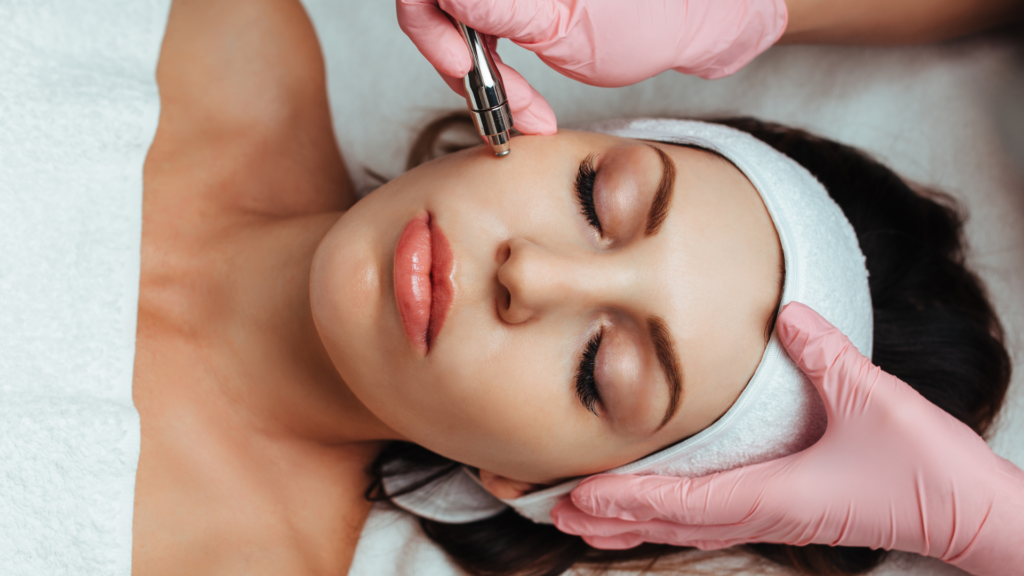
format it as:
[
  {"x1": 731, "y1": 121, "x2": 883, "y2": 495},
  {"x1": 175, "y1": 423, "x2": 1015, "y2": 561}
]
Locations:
[
  {"x1": 574, "y1": 154, "x2": 601, "y2": 235},
  {"x1": 575, "y1": 330, "x2": 603, "y2": 416}
]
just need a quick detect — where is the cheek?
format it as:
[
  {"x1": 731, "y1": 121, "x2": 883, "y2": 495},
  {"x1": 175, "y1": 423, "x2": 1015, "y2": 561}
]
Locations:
[
  {"x1": 310, "y1": 210, "x2": 392, "y2": 391},
  {"x1": 402, "y1": 325, "x2": 603, "y2": 483}
]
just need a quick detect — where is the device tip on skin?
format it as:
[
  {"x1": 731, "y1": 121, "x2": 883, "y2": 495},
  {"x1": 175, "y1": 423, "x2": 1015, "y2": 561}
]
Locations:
[
  {"x1": 456, "y1": 22, "x2": 514, "y2": 157},
  {"x1": 489, "y1": 132, "x2": 511, "y2": 156}
]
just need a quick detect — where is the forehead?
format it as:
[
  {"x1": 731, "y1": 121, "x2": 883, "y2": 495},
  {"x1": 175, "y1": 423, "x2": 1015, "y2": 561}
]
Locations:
[{"x1": 638, "y1": 140, "x2": 784, "y2": 441}]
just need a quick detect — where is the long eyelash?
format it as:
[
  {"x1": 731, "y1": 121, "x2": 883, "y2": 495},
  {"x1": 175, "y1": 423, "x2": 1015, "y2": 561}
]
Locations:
[
  {"x1": 574, "y1": 154, "x2": 602, "y2": 234},
  {"x1": 575, "y1": 330, "x2": 603, "y2": 416}
]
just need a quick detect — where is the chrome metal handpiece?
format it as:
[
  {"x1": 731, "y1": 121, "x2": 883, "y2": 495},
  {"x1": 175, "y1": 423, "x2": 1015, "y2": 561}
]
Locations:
[{"x1": 457, "y1": 22, "x2": 513, "y2": 157}]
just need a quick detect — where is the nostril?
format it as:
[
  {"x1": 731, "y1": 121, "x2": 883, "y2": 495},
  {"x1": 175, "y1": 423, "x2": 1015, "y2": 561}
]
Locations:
[
  {"x1": 496, "y1": 242, "x2": 511, "y2": 265},
  {"x1": 495, "y1": 282, "x2": 520, "y2": 325},
  {"x1": 495, "y1": 238, "x2": 541, "y2": 325}
]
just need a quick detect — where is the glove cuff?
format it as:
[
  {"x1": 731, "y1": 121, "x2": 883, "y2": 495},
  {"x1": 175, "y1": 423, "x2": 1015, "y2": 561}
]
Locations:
[
  {"x1": 944, "y1": 457, "x2": 1024, "y2": 576},
  {"x1": 672, "y1": 0, "x2": 788, "y2": 80}
]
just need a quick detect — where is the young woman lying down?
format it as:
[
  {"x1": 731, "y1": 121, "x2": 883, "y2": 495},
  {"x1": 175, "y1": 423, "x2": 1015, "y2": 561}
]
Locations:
[{"x1": 132, "y1": 0, "x2": 1009, "y2": 575}]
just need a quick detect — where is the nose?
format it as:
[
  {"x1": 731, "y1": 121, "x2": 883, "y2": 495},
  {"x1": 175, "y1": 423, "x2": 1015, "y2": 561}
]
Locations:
[{"x1": 496, "y1": 238, "x2": 614, "y2": 324}]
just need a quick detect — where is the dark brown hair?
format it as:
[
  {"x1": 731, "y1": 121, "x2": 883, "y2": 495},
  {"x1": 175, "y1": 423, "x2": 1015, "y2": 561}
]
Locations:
[{"x1": 366, "y1": 113, "x2": 1011, "y2": 576}]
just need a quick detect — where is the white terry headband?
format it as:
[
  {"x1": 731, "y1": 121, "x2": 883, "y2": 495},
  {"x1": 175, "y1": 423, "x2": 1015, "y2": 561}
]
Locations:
[{"x1": 386, "y1": 118, "x2": 873, "y2": 524}]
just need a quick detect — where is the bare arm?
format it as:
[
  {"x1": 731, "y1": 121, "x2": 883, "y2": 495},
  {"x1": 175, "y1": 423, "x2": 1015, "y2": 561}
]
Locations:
[{"x1": 782, "y1": 0, "x2": 1024, "y2": 44}]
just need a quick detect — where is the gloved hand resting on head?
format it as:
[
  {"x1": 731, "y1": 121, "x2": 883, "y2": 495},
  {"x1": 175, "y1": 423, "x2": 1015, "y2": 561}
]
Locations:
[
  {"x1": 551, "y1": 303, "x2": 1024, "y2": 576},
  {"x1": 396, "y1": 0, "x2": 788, "y2": 135}
]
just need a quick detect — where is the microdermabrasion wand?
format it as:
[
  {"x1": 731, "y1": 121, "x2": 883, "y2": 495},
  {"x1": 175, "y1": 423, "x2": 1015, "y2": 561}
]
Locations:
[{"x1": 456, "y1": 22, "x2": 513, "y2": 156}]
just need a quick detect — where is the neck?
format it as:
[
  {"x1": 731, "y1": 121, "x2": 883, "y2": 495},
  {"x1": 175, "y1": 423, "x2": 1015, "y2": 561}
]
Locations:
[{"x1": 225, "y1": 212, "x2": 401, "y2": 446}]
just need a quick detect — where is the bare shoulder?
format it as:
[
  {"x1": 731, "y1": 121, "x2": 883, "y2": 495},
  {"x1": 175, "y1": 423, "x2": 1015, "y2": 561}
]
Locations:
[
  {"x1": 137, "y1": 0, "x2": 355, "y2": 392},
  {"x1": 145, "y1": 0, "x2": 355, "y2": 223},
  {"x1": 132, "y1": 2, "x2": 369, "y2": 574}
]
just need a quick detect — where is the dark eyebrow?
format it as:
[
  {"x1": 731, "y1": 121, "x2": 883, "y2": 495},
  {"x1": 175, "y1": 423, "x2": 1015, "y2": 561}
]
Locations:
[
  {"x1": 644, "y1": 145, "x2": 676, "y2": 237},
  {"x1": 648, "y1": 316, "x2": 683, "y2": 431}
]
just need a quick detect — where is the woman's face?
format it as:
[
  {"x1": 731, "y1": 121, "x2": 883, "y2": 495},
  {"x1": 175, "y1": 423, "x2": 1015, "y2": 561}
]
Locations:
[{"x1": 311, "y1": 130, "x2": 782, "y2": 485}]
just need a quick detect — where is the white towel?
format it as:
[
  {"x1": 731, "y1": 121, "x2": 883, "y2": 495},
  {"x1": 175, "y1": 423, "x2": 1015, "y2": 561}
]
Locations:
[{"x1": 0, "y1": 1, "x2": 169, "y2": 574}]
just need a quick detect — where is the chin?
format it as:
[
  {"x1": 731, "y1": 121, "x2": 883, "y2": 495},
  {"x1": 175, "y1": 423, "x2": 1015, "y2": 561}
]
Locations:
[{"x1": 310, "y1": 211, "x2": 390, "y2": 391}]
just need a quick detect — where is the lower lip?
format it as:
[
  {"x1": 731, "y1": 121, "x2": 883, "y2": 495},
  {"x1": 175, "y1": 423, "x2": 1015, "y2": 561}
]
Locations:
[{"x1": 394, "y1": 212, "x2": 455, "y2": 355}]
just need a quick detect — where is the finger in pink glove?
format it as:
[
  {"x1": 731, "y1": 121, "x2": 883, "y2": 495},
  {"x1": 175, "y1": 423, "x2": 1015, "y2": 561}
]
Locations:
[
  {"x1": 397, "y1": 0, "x2": 788, "y2": 135},
  {"x1": 551, "y1": 302, "x2": 1024, "y2": 576},
  {"x1": 397, "y1": 0, "x2": 557, "y2": 135}
]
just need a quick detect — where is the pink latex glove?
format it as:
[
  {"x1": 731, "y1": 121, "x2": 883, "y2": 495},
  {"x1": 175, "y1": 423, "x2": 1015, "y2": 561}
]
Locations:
[
  {"x1": 552, "y1": 303, "x2": 1024, "y2": 576},
  {"x1": 396, "y1": 0, "x2": 788, "y2": 135}
]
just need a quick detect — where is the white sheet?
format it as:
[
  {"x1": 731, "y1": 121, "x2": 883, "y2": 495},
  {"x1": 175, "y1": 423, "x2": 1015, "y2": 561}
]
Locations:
[
  {"x1": 300, "y1": 2, "x2": 1024, "y2": 575},
  {"x1": 0, "y1": 1, "x2": 169, "y2": 574}
]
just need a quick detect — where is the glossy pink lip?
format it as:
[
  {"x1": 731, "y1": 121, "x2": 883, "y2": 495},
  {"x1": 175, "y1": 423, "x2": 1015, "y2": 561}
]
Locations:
[{"x1": 394, "y1": 212, "x2": 454, "y2": 355}]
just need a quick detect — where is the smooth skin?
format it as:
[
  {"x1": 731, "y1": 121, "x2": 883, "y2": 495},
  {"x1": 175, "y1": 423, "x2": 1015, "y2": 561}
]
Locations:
[
  {"x1": 133, "y1": 0, "x2": 782, "y2": 573},
  {"x1": 311, "y1": 134, "x2": 782, "y2": 487},
  {"x1": 781, "y1": 0, "x2": 1023, "y2": 44},
  {"x1": 133, "y1": 0, "x2": 378, "y2": 574}
]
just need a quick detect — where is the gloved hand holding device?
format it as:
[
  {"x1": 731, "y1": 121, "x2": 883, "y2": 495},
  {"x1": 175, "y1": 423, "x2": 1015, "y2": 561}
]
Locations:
[
  {"x1": 396, "y1": 0, "x2": 788, "y2": 135},
  {"x1": 552, "y1": 303, "x2": 1024, "y2": 576}
]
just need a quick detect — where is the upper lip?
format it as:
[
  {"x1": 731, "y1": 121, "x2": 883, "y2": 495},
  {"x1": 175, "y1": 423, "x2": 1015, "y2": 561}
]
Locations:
[{"x1": 393, "y1": 212, "x2": 455, "y2": 355}]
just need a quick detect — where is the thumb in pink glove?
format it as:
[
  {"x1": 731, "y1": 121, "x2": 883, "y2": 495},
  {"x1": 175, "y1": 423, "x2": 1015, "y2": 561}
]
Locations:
[
  {"x1": 397, "y1": 0, "x2": 558, "y2": 135},
  {"x1": 396, "y1": 0, "x2": 788, "y2": 135},
  {"x1": 551, "y1": 302, "x2": 1024, "y2": 576}
]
